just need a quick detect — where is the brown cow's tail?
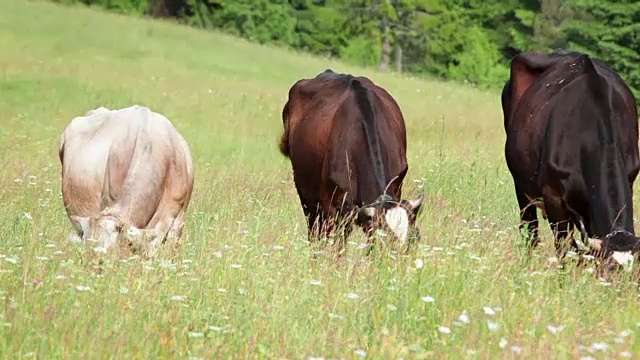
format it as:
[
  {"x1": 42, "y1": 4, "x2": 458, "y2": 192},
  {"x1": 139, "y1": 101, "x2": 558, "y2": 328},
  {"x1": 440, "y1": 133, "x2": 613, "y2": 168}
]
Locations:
[
  {"x1": 278, "y1": 101, "x2": 291, "y2": 158},
  {"x1": 350, "y1": 78, "x2": 388, "y2": 194}
]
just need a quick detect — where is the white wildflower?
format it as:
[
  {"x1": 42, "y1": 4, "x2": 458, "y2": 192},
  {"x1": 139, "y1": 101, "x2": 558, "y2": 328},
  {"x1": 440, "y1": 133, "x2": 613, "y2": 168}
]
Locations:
[
  {"x1": 499, "y1": 338, "x2": 508, "y2": 349},
  {"x1": 546, "y1": 325, "x2": 565, "y2": 334},
  {"x1": 437, "y1": 326, "x2": 451, "y2": 334},
  {"x1": 414, "y1": 258, "x2": 424, "y2": 269},
  {"x1": 310, "y1": 280, "x2": 321, "y2": 286},
  {"x1": 188, "y1": 332, "x2": 204, "y2": 338},
  {"x1": 171, "y1": 295, "x2": 186, "y2": 302},
  {"x1": 355, "y1": 349, "x2": 367, "y2": 357},
  {"x1": 75, "y1": 285, "x2": 91, "y2": 292},
  {"x1": 510, "y1": 346, "x2": 523, "y2": 354},
  {"x1": 483, "y1": 306, "x2": 496, "y2": 316},
  {"x1": 421, "y1": 296, "x2": 435, "y2": 303},
  {"x1": 487, "y1": 321, "x2": 500, "y2": 331},
  {"x1": 619, "y1": 351, "x2": 633, "y2": 358},
  {"x1": 591, "y1": 343, "x2": 608, "y2": 352},
  {"x1": 458, "y1": 312, "x2": 470, "y2": 324},
  {"x1": 387, "y1": 304, "x2": 397, "y2": 311},
  {"x1": 208, "y1": 325, "x2": 228, "y2": 333},
  {"x1": 5, "y1": 257, "x2": 17, "y2": 264},
  {"x1": 346, "y1": 292, "x2": 359, "y2": 300},
  {"x1": 120, "y1": 287, "x2": 129, "y2": 294},
  {"x1": 230, "y1": 263, "x2": 241, "y2": 269}
]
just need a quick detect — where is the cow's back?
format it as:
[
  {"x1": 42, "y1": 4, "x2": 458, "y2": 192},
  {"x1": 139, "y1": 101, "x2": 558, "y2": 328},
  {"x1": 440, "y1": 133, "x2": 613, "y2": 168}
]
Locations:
[
  {"x1": 325, "y1": 79, "x2": 407, "y2": 204},
  {"x1": 505, "y1": 54, "x2": 593, "y2": 184},
  {"x1": 282, "y1": 77, "x2": 352, "y2": 207},
  {"x1": 505, "y1": 54, "x2": 639, "y2": 190},
  {"x1": 283, "y1": 73, "x2": 407, "y2": 211},
  {"x1": 60, "y1": 107, "x2": 127, "y2": 217},
  {"x1": 60, "y1": 105, "x2": 191, "y2": 227}
]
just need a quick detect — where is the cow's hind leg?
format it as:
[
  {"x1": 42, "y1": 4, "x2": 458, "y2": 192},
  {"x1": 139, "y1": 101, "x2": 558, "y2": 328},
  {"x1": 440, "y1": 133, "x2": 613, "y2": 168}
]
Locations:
[
  {"x1": 165, "y1": 210, "x2": 187, "y2": 251},
  {"x1": 125, "y1": 212, "x2": 184, "y2": 258},
  {"x1": 304, "y1": 209, "x2": 340, "y2": 259},
  {"x1": 146, "y1": 212, "x2": 188, "y2": 258},
  {"x1": 543, "y1": 194, "x2": 575, "y2": 262},
  {"x1": 330, "y1": 209, "x2": 356, "y2": 258},
  {"x1": 305, "y1": 208, "x2": 325, "y2": 243},
  {"x1": 515, "y1": 184, "x2": 539, "y2": 249},
  {"x1": 550, "y1": 220, "x2": 574, "y2": 262}
]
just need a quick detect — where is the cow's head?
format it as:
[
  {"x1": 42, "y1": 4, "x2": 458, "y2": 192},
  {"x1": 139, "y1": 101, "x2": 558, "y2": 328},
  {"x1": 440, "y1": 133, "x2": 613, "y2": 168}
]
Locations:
[
  {"x1": 575, "y1": 220, "x2": 640, "y2": 273},
  {"x1": 355, "y1": 190, "x2": 424, "y2": 244},
  {"x1": 69, "y1": 213, "x2": 159, "y2": 255},
  {"x1": 69, "y1": 214, "x2": 123, "y2": 253}
]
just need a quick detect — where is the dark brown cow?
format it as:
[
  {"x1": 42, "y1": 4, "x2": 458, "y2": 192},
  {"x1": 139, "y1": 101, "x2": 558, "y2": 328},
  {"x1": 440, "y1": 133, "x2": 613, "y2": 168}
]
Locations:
[
  {"x1": 502, "y1": 50, "x2": 640, "y2": 269},
  {"x1": 278, "y1": 69, "x2": 423, "y2": 254}
]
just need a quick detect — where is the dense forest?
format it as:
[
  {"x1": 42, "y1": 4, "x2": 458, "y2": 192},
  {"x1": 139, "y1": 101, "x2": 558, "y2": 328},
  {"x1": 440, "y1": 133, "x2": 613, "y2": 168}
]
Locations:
[{"x1": 52, "y1": 0, "x2": 640, "y2": 97}]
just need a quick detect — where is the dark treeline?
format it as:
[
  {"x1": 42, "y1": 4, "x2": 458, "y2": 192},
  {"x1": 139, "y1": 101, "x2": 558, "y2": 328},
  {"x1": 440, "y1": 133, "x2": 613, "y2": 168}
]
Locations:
[{"x1": 54, "y1": 0, "x2": 640, "y2": 97}]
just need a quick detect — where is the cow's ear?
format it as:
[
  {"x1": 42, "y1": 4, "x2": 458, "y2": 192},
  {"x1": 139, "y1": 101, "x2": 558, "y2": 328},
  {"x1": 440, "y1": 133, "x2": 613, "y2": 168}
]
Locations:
[
  {"x1": 587, "y1": 238, "x2": 603, "y2": 251},
  {"x1": 70, "y1": 215, "x2": 91, "y2": 238},
  {"x1": 357, "y1": 206, "x2": 376, "y2": 224},
  {"x1": 404, "y1": 191, "x2": 424, "y2": 216}
]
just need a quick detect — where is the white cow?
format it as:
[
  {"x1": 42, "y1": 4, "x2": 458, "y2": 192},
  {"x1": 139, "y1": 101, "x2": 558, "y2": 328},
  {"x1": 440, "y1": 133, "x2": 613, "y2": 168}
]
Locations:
[{"x1": 59, "y1": 105, "x2": 195, "y2": 257}]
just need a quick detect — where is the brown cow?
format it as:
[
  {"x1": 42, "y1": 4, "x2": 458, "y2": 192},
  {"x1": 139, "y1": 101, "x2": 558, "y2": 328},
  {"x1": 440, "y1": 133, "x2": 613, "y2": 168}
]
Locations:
[
  {"x1": 278, "y1": 69, "x2": 423, "y2": 254},
  {"x1": 502, "y1": 50, "x2": 640, "y2": 270}
]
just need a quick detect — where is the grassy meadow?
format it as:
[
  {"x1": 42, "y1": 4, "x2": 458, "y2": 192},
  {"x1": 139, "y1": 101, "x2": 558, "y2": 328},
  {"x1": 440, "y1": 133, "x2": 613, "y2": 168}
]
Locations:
[{"x1": 1, "y1": 0, "x2": 640, "y2": 358}]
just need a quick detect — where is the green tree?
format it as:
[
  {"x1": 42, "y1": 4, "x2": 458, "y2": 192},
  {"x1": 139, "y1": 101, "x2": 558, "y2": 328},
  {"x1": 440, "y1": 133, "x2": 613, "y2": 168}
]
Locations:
[
  {"x1": 290, "y1": 0, "x2": 348, "y2": 57},
  {"x1": 563, "y1": 0, "x2": 640, "y2": 98},
  {"x1": 209, "y1": 0, "x2": 298, "y2": 46}
]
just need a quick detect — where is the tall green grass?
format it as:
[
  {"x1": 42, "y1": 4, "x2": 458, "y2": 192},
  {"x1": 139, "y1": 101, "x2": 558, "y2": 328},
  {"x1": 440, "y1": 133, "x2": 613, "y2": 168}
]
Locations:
[{"x1": 0, "y1": 0, "x2": 639, "y2": 358}]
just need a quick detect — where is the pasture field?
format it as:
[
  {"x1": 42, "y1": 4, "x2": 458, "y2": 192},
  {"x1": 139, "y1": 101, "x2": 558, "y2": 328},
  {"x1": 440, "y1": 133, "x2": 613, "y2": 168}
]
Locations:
[{"x1": 1, "y1": 1, "x2": 640, "y2": 358}]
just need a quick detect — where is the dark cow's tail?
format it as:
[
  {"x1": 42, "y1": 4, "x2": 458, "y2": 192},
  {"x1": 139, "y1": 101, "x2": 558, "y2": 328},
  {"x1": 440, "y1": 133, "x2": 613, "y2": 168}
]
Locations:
[{"x1": 350, "y1": 79, "x2": 388, "y2": 194}]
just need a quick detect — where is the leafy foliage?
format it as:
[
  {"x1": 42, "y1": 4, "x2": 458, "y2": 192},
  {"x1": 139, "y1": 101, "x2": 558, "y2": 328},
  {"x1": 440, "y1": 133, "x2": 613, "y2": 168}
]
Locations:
[{"x1": 563, "y1": 0, "x2": 640, "y2": 98}]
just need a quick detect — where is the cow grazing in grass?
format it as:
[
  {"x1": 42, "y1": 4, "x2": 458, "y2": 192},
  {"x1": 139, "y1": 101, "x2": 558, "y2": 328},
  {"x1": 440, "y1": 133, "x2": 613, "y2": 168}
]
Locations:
[
  {"x1": 502, "y1": 50, "x2": 640, "y2": 270},
  {"x1": 59, "y1": 105, "x2": 195, "y2": 257},
  {"x1": 278, "y1": 69, "x2": 423, "y2": 255}
]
